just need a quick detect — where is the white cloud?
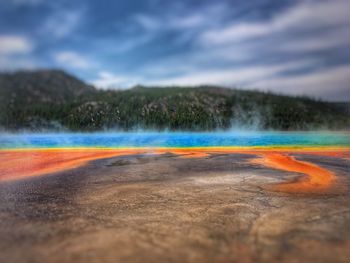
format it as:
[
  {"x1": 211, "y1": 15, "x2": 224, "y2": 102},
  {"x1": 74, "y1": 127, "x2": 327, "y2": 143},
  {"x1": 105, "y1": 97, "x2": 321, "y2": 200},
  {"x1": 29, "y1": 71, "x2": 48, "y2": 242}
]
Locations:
[
  {"x1": 91, "y1": 71, "x2": 138, "y2": 89},
  {"x1": 88, "y1": 0, "x2": 350, "y2": 101},
  {"x1": 117, "y1": 12, "x2": 203, "y2": 53},
  {"x1": 134, "y1": 14, "x2": 160, "y2": 31},
  {"x1": 42, "y1": 9, "x2": 83, "y2": 39},
  {"x1": 88, "y1": 60, "x2": 350, "y2": 101},
  {"x1": 252, "y1": 65, "x2": 350, "y2": 101},
  {"x1": 171, "y1": 14, "x2": 206, "y2": 29},
  {"x1": 161, "y1": 0, "x2": 349, "y2": 101},
  {"x1": 53, "y1": 51, "x2": 92, "y2": 70},
  {"x1": 200, "y1": 0, "x2": 350, "y2": 46},
  {"x1": 143, "y1": 60, "x2": 316, "y2": 87},
  {"x1": 111, "y1": 34, "x2": 153, "y2": 53},
  {"x1": 133, "y1": 7, "x2": 212, "y2": 32},
  {"x1": 201, "y1": 23, "x2": 268, "y2": 45},
  {"x1": 0, "y1": 36, "x2": 33, "y2": 55},
  {"x1": 119, "y1": 3, "x2": 223, "y2": 53},
  {"x1": 106, "y1": 59, "x2": 348, "y2": 101},
  {"x1": 0, "y1": 35, "x2": 36, "y2": 70},
  {"x1": 280, "y1": 26, "x2": 350, "y2": 52}
]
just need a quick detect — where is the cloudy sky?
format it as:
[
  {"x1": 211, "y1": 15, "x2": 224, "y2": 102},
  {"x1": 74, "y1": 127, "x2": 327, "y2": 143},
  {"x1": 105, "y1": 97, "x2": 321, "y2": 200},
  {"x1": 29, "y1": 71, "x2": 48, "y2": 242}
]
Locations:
[{"x1": 0, "y1": 0, "x2": 350, "y2": 101}]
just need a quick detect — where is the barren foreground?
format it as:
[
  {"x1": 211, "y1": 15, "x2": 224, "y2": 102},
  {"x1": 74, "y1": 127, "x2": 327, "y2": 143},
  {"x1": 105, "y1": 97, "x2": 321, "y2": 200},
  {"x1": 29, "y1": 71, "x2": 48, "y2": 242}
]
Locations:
[{"x1": 1, "y1": 151, "x2": 350, "y2": 263}]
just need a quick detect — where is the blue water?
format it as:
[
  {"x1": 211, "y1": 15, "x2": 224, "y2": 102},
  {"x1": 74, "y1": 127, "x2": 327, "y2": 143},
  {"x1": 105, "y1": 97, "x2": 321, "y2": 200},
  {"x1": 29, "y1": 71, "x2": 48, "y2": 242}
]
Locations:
[{"x1": 0, "y1": 132, "x2": 349, "y2": 149}]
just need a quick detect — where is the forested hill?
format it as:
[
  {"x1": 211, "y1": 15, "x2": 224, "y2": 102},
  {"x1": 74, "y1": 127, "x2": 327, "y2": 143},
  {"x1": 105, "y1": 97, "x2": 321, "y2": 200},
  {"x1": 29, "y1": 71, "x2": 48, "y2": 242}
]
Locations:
[{"x1": 0, "y1": 70, "x2": 349, "y2": 131}]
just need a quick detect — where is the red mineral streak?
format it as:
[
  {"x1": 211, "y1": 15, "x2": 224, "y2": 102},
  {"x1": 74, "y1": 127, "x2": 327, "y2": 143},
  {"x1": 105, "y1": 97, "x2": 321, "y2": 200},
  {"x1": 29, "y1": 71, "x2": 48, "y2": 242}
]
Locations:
[
  {"x1": 251, "y1": 152, "x2": 336, "y2": 194},
  {"x1": 0, "y1": 149, "x2": 145, "y2": 181},
  {"x1": 0, "y1": 147, "x2": 349, "y2": 194}
]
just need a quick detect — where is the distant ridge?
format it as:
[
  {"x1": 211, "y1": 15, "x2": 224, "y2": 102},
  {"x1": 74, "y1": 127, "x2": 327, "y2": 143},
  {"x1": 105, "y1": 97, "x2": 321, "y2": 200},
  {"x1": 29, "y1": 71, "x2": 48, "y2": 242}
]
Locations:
[
  {"x1": 0, "y1": 70, "x2": 349, "y2": 131},
  {"x1": 0, "y1": 70, "x2": 94, "y2": 104}
]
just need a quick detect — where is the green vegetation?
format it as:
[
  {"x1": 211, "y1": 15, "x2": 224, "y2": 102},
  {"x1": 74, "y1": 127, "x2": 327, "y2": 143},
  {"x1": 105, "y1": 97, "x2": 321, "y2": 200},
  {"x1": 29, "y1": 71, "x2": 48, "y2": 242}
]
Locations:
[{"x1": 0, "y1": 70, "x2": 349, "y2": 131}]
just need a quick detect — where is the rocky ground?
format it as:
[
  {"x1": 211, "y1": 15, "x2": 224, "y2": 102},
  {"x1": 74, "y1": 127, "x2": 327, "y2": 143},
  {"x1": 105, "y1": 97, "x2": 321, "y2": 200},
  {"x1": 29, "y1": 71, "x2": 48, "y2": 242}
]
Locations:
[{"x1": 0, "y1": 152, "x2": 350, "y2": 263}]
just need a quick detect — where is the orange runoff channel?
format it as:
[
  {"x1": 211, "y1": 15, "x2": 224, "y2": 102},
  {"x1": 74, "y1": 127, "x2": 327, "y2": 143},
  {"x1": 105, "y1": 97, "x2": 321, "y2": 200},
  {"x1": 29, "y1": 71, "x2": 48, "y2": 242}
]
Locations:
[{"x1": 0, "y1": 147, "x2": 349, "y2": 194}]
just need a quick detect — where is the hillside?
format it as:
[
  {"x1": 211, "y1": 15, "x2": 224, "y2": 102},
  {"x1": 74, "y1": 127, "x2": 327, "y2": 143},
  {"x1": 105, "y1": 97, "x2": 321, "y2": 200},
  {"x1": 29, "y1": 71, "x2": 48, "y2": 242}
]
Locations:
[{"x1": 0, "y1": 70, "x2": 349, "y2": 131}]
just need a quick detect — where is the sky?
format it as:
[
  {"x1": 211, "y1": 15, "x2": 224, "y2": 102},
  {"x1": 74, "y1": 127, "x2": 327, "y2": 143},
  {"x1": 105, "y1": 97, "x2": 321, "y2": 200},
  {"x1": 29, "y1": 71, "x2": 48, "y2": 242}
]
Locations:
[{"x1": 0, "y1": 0, "x2": 350, "y2": 101}]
